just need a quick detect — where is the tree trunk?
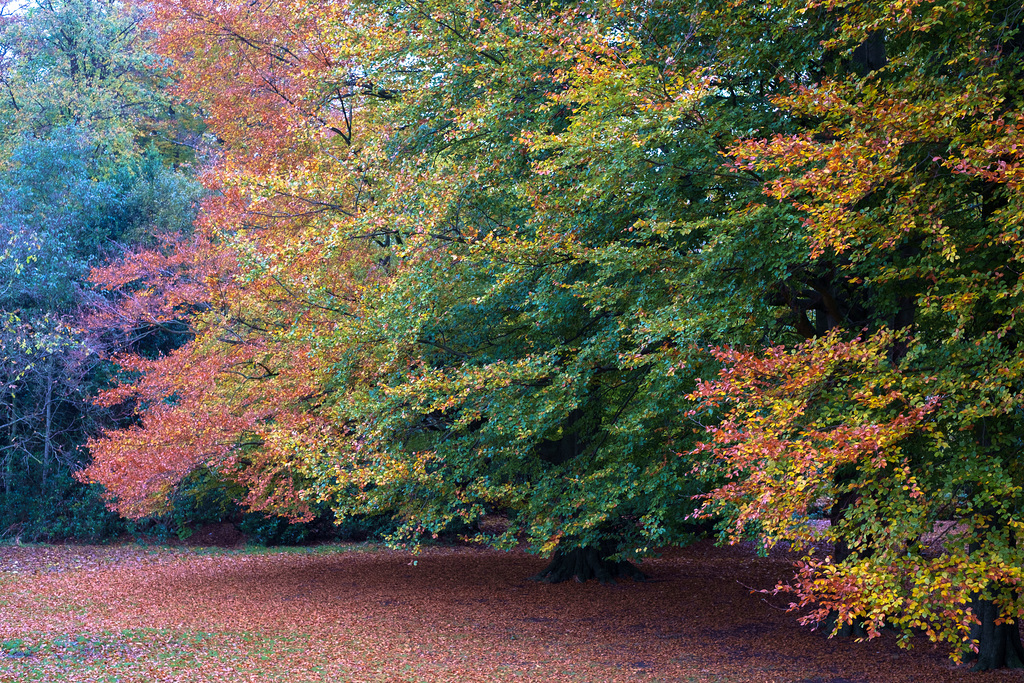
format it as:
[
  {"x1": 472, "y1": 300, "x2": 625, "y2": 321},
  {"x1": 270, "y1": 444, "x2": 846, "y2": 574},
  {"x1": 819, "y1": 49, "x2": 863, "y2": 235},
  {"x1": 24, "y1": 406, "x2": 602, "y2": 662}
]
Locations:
[
  {"x1": 531, "y1": 545, "x2": 647, "y2": 584},
  {"x1": 964, "y1": 455, "x2": 1024, "y2": 669},
  {"x1": 825, "y1": 475, "x2": 869, "y2": 638},
  {"x1": 41, "y1": 358, "x2": 54, "y2": 489},
  {"x1": 822, "y1": 609, "x2": 869, "y2": 639},
  {"x1": 967, "y1": 598, "x2": 1024, "y2": 671}
]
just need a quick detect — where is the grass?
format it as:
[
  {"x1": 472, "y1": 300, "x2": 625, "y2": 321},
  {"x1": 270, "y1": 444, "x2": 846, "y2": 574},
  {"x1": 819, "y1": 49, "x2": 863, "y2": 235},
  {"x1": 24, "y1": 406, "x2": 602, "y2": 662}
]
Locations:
[{"x1": 1, "y1": 629, "x2": 331, "y2": 683}]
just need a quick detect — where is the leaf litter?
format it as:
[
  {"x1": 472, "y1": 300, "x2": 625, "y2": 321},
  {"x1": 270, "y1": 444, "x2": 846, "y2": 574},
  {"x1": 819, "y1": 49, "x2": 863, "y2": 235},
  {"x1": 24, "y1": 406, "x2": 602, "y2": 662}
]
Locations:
[{"x1": 1, "y1": 541, "x2": 1020, "y2": 682}]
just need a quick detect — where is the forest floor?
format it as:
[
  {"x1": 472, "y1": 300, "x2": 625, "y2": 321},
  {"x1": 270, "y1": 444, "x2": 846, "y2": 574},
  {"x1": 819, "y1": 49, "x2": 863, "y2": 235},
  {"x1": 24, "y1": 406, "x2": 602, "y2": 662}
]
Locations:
[{"x1": 1, "y1": 540, "x2": 1022, "y2": 683}]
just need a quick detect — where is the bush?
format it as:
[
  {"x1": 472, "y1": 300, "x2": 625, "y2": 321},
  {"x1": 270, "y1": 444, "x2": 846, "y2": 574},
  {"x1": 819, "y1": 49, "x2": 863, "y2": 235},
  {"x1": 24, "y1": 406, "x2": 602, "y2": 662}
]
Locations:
[{"x1": 0, "y1": 471, "x2": 125, "y2": 543}]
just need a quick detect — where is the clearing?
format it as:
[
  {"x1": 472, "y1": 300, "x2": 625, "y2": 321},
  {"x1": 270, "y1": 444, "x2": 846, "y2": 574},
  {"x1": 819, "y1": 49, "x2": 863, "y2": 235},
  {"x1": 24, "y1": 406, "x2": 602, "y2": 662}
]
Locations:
[{"x1": 0, "y1": 541, "x2": 1018, "y2": 682}]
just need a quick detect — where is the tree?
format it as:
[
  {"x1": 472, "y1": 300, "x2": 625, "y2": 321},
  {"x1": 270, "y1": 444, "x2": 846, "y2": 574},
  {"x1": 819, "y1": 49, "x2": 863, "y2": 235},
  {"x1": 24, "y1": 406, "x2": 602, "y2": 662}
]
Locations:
[
  {"x1": 0, "y1": 0, "x2": 163, "y2": 149},
  {"x1": 74, "y1": 0, "x2": 1024, "y2": 665},
  {"x1": 82, "y1": 0, "x2": 833, "y2": 581},
  {"x1": 80, "y1": 0, "x2": 373, "y2": 521},
  {"x1": 688, "y1": 0, "x2": 1024, "y2": 668}
]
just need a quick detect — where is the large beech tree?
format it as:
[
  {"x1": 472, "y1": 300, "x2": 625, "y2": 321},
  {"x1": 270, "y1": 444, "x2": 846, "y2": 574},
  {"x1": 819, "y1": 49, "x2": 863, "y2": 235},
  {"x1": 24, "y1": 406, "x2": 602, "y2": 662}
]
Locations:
[
  {"x1": 81, "y1": 0, "x2": 1024, "y2": 667},
  {"x1": 82, "y1": 0, "x2": 800, "y2": 566}
]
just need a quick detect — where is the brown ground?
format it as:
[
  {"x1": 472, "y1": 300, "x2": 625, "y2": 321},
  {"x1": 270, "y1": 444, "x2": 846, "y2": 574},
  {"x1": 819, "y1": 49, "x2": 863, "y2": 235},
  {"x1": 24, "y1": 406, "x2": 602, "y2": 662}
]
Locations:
[{"x1": 1, "y1": 540, "x2": 1022, "y2": 682}]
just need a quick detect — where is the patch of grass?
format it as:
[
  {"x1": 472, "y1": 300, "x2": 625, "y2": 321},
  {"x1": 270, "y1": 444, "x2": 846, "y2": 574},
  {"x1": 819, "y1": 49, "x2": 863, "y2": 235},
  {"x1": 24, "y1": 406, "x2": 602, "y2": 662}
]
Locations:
[
  {"x1": 2, "y1": 638, "x2": 40, "y2": 658},
  {"x1": 0, "y1": 629, "x2": 332, "y2": 683}
]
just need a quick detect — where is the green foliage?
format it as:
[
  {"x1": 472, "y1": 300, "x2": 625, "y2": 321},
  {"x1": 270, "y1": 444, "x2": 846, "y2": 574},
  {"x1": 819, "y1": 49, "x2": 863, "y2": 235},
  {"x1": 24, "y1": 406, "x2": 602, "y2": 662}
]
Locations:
[
  {"x1": 289, "y1": 0, "x2": 805, "y2": 559},
  {"x1": 0, "y1": 472, "x2": 125, "y2": 543},
  {"x1": 0, "y1": 129, "x2": 200, "y2": 310},
  {"x1": 0, "y1": 0, "x2": 170, "y2": 153}
]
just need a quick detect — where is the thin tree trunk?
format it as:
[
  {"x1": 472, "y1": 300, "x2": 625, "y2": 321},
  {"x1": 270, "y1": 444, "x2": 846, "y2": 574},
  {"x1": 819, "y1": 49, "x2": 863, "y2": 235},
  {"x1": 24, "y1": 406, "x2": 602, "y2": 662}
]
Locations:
[
  {"x1": 825, "y1": 481, "x2": 869, "y2": 638},
  {"x1": 41, "y1": 358, "x2": 54, "y2": 490}
]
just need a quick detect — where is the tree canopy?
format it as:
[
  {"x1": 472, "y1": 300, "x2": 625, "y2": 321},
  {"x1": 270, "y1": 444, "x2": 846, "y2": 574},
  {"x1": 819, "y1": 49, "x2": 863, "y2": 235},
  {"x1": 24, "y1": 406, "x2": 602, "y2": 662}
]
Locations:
[{"x1": 77, "y1": 0, "x2": 1024, "y2": 666}]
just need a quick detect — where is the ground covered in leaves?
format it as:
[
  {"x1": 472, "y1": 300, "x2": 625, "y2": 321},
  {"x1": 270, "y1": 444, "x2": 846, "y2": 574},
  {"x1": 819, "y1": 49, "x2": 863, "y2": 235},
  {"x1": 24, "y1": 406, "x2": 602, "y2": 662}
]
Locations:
[{"x1": 1, "y1": 541, "x2": 1021, "y2": 682}]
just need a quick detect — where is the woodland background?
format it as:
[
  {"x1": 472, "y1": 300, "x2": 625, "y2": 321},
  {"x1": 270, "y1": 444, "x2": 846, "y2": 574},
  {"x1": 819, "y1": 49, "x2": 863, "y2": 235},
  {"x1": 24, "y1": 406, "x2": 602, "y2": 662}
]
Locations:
[{"x1": 2, "y1": 0, "x2": 1024, "y2": 670}]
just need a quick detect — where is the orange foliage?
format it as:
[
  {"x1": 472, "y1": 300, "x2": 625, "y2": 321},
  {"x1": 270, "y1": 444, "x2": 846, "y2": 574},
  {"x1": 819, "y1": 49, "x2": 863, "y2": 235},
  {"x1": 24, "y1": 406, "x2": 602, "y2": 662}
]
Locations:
[{"x1": 78, "y1": 0, "x2": 378, "y2": 519}]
